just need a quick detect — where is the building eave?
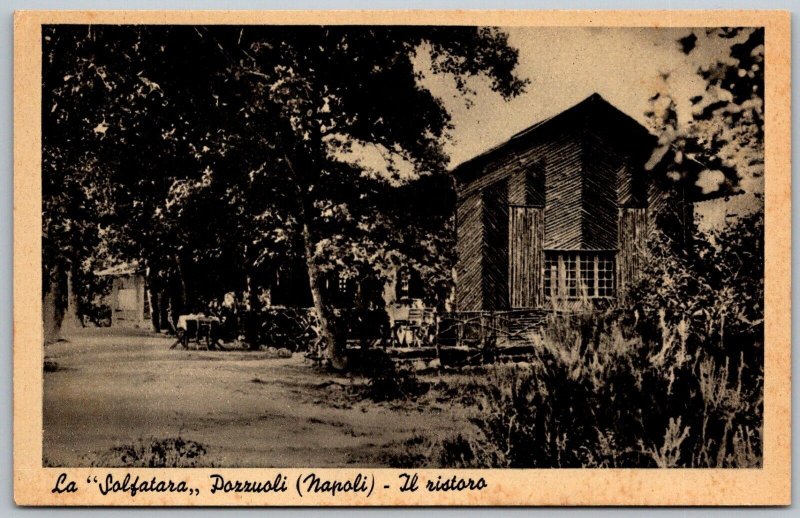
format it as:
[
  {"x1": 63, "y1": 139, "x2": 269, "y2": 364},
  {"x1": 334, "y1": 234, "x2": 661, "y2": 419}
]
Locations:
[{"x1": 451, "y1": 93, "x2": 657, "y2": 185}]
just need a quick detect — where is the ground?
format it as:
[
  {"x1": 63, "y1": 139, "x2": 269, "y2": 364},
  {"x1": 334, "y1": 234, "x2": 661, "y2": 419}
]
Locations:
[{"x1": 43, "y1": 327, "x2": 472, "y2": 467}]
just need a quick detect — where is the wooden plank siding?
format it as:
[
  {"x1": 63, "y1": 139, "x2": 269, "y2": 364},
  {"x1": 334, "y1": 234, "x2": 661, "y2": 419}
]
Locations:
[
  {"x1": 582, "y1": 131, "x2": 624, "y2": 250},
  {"x1": 543, "y1": 136, "x2": 585, "y2": 250},
  {"x1": 509, "y1": 164, "x2": 546, "y2": 206},
  {"x1": 509, "y1": 206, "x2": 545, "y2": 308},
  {"x1": 647, "y1": 181, "x2": 668, "y2": 236},
  {"x1": 617, "y1": 207, "x2": 648, "y2": 300},
  {"x1": 508, "y1": 168, "x2": 527, "y2": 205},
  {"x1": 452, "y1": 95, "x2": 660, "y2": 313},
  {"x1": 482, "y1": 180, "x2": 510, "y2": 310},
  {"x1": 458, "y1": 129, "x2": 570, "y2": 202},
  {"x1": 455, "y1": 191, "x2": 483, "y2": 311}
]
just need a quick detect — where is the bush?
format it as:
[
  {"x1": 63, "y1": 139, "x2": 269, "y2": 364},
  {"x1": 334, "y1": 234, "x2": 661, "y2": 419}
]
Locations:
[
  {"x1": 89, "y1": 436, "x2": 208, "y2": 467},
  {"x1": 241, "y1": 307, "x2": 390, "y2": 352},
  {"x1": 349, "y1": 349, "x2": 430, "y2": 402},
  {"x1": 434, "y1": 310, "x2": 761, "y2": 468},
  {"x1": 430, "y1": 214, "x2": 763, "y2": 468},
  {"x1": 385, "y1": 433, "x2": 502, "y2": 469},
  {"x1": 86, "y1": 304, "x2": 112, "y2": 327},
  {"x1": 243, "y1": 307, "x2": 318, "y2": 352}
]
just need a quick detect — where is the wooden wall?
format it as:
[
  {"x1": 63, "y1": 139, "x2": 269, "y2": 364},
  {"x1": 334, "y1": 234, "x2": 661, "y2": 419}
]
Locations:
[
  {"x1": 543, "y1": 136, "x2": 584, "y2": 250},
  {"x1": 482, "y1": 180, "x2": 509, "y2": 310},
  {"x1": 509, "y1": 164, "x2": 545, "y2": 206},
  {"x1": 458, "y1": 129, "x2": 569, "y2": 201},
  {"x1": 509, "y1": 206, "x2": 544, "y2": 308},
  {"x1": 455, "y1": 191, "x2": 483, "y2": 311},
  {"x1": 617, "y1": 207, "x2": 648, "y2": 300},
  {"x1": 455, "y1": 132, "x2": 552, "y2": 312},
  {"x1": 455, "y1": 106, "x2": 654, "y2": 311},
  {"x1": 583, "y1": 131, "x2": 624, "y2": 250}
]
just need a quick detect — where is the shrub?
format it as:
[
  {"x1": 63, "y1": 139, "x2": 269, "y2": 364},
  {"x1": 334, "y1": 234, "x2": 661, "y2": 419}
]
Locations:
[
  {"x1": 430, "y1": 214, "x2": 763, "y2": 468},
  {"x1": 384, "y1": 433, "x2": 502, "y2": 468},
  {"x1": 89, "y1": 436, "x2": 208, "y2": 467},
  {"x1": 348, "y1": 349, "x2": 430, "y2": 402},
  {"x1": 439, "y1": 311, "x2": 761, "y2": 467},
  {"x1": 383, "y1": 435, "x2": 431, "y2": 468},
  {"x1": 243, "y1": 307, "x2": 318, "y2": 352}
]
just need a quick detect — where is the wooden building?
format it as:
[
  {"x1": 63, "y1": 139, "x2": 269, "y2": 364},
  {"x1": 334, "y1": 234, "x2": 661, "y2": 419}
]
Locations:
[
  {"x1": 96, "y1": 262, "x2": 152, "y2": 328},
  {"x1": 452, "y1": 94, "x2": 657, "y2": 313}
]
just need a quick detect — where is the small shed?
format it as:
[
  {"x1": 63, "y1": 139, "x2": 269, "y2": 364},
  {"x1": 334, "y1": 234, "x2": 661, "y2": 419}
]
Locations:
[
  {"x1": 451, "y1": 94, "x2": 658, "y2": 312},
  {"x1": 96, "y1": 262, "x2": 152, "y2": 328}
]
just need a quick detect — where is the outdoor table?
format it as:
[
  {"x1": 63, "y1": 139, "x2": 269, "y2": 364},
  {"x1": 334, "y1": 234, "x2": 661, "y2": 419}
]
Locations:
[
  {"x1": 387, "y1": 306, "x2": 435, "y2": 348},
  {"x1": 170, "y1": 314, "x2": 223, "y2": 350}
]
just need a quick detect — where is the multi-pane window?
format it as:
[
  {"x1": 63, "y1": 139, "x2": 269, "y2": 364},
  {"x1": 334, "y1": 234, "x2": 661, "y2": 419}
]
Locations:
[
  {"x1": 323, "y1": 271, "x2": 354, "y2": 307},
  {"x1": 544, "y1": 255, "x2": 556, "y2": 299},
  {"x1": 580, "y1": 255, "x2": 595, "y2": 297},
  {"x1": 564, "y1": 254, "x2": 577, "y2": 298},
  {"x1": 597, "y1": 255, "x2": 615, "y2": 297},
  {"x1": 544, "y1": 252, "x2": 615, "y2": 300}
]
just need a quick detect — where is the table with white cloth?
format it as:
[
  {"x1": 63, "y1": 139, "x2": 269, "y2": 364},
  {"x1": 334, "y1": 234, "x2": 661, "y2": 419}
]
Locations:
[{"x1": 171, "y1": 313, "x2": 222, "y2": 350}]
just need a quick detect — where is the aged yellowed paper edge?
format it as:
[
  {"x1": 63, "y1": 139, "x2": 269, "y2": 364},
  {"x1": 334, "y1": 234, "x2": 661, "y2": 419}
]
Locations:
[{"x1": 13, "y1": 9, "x2": 791, "y2": 506}]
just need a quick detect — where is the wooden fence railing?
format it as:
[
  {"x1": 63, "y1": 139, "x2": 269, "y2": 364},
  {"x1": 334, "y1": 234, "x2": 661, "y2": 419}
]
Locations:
[{"x1": 437, "y1": 309, "x2": 548, "y2": 348}]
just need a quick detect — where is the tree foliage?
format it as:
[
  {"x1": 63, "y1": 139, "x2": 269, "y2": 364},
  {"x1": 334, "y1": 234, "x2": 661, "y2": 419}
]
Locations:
[
  {"x1": 42, "y1": 25, "x2": 527, "y2": 364},
  {"x1": 646, "y1": 27, "x2": 764, "y2": 202}
]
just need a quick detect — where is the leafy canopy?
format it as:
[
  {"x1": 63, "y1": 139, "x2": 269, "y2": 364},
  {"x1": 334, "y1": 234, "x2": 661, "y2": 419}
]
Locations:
[{"x1": 43, "y1": 25, "x2": 527, "y2": 312}]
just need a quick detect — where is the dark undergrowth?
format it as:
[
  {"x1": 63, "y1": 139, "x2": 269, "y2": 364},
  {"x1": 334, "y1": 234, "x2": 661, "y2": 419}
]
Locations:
[
  {"x1": 86, "y1": 436, "x2": 209, "y2": 467},
  {"x1": 393, "y1": 215, "x2": 764, "y2": 468}
]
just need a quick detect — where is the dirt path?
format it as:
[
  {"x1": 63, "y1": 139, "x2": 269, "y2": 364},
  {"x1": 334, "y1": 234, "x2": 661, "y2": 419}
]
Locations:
[{"x1": 43, "y1": 328, "x2": 467, "y2": 467}]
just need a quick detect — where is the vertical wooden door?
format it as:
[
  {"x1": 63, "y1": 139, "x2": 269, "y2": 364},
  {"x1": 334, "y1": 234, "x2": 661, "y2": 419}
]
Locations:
[{"x1": 509, "y1": 206, "x2": 545, "y2": 308}]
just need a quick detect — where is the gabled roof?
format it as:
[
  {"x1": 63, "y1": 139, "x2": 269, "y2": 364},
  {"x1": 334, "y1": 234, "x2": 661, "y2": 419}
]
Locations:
[{"x1": 451, "y1": 93, "x2": 657, "y2": 183}]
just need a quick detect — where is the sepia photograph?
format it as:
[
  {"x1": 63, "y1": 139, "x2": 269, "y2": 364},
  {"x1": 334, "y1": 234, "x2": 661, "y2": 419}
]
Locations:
[
  {"x1": 38, "y1": 22, "x2": 768, "y2": 471},
  {"x1": 11, "y1": 9, "x2": 793, "y2": 506}
]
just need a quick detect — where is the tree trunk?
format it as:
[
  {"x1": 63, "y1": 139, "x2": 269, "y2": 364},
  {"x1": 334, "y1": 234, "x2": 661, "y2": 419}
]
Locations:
[
  {"x1": 145, "y1": 267, "x2": 161, "y2": 332},
  {"x1": 283, "y1": 144, "x2": 347, "y2": 370},
  {"x1": 63, "y1": 267, "x2": 82, "y2": 330},
  {"x1": 150, "y1": 291, "x2": 162, "y2": 332},
  {"x1": 245, "y1": 271, "x2": 261, "y2": 350},
  {"x1": 300, "y1": 219, "x2": 347, "y2": 370},
  {"x1": 174, "y1": 254, "x2": 189, "y2": 312},
  {"x1": 163, "y1": 294, "x2": 175, "y2": 332},
  {"x1": 43, "y1": 260, "x2": 67, "y2": 345}
]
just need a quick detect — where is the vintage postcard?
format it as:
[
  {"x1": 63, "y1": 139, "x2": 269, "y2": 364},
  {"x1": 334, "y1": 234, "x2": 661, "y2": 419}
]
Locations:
[{"x1": 14, "y1": 10, "x2": 791, "y2": 506}]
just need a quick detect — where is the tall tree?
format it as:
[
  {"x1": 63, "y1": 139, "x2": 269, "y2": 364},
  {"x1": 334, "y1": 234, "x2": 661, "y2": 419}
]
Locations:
[
  {"x1": 44, "y1": 26, "x2": 282, "y2": 333},
  {"x1": 214, "y1": 26, "x2": 526, "y2": 368},
  {"x1": 42, "y1": 26, "x2": 527, "y2": 365}
]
